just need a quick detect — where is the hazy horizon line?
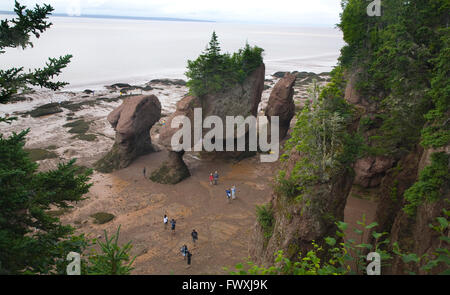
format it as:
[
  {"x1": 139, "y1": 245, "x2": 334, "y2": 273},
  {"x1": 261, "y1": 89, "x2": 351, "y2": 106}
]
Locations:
[
  {"x1": 0, "y1": 10, "x2": 215, "y2": 23},
  {"x1": 0, "y1": 10, "x2": 339, "y2": 27}
]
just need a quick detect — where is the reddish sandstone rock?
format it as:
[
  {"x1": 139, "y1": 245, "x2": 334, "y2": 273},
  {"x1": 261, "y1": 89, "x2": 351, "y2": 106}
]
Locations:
[
  {"x1": 153, "y1": 64, "x2": 266, "y2": 184},
  {"x1": 96, "y1": 95, "x2": 161, "y2": 172},
  {"x1": 354, "y1": 156, "x2": 395, "y2": 188},
  {"x1": 158, "y1": 95, "x2": 201, "y2": 150},
  {"x1": 265, "y1": 73, "x2": 296, "y2": 139}
]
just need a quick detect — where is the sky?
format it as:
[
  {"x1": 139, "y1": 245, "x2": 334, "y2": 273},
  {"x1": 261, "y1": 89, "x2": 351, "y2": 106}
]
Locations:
[{"x1": 0, "y1": 0, "x2": 343, "y2": 26}]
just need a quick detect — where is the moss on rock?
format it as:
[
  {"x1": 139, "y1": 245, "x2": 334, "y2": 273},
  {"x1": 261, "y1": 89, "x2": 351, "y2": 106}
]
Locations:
[
  {"x1": 25, "y1": 148, "x2": 58, "y2": 161},
  {"x1": 150, "y1": 151, "x2": 190, "y2": 185},
  {"x1": 63, "y1": 119, "x2": 90, "y2": 134},
  {"x1": 91, "y1": 212, "x2": 115, "y2": 224}
]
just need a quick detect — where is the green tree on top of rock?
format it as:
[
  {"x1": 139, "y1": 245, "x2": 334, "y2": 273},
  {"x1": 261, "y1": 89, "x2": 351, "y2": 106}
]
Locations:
[{"x1": 185, "y1": 31, "x2": 264, "y2": 97}]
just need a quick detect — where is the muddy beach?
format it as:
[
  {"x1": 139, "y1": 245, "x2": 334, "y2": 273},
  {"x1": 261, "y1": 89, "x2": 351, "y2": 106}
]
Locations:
[{"x1": 0, "y1": 74, "x2": 378, "y2": 274}]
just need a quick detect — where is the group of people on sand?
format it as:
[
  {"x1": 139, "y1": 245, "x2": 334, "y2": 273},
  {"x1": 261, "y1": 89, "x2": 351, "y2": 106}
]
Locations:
[
  {"x1": 209, "y1": 171, "x2": 237, "y2": 203},
  {"x1": 180, "y1": 229, "x2": 198, "y2": 267},
  {"x1": 163, "y1": 214, "x2": 176, "y2": 232},
  {"x1": 225, "y1": 185, "x2": 237, "y2": 203},
  {"x1": 164, "y1": 214, "x2": 198, "y2": 268}
]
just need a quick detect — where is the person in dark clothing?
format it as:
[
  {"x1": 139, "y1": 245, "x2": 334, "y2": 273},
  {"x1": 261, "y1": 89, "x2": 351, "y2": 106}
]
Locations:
[
  {"x1": 186, "y1": 251, "x2": 192, "y2": 266},
  {"x1": 143, "y1": 167, "x2": 146, "y2": 178},
  {"x1": 191, "y1": 230, "x2": 198, "y2": 245},
  {"x1": 226, "y1": 189, "x2": 231, "y2": 203},
  {"x1": 213, "y1": 171, "x2": 219, "y2": 185},
  {"x1": 171, "y1": 219, "x2": 176, "y2": 233}
]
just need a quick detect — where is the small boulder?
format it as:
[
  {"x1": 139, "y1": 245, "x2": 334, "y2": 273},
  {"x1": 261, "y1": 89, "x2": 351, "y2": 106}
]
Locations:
[{"x1": 150, "y1": 151, "x2": 190, "y2": 184}]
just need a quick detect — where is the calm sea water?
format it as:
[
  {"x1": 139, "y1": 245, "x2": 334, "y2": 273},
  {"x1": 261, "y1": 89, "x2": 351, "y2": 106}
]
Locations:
[{"x1": 0, "y1": 15, "x2": 344, "y2": 91}]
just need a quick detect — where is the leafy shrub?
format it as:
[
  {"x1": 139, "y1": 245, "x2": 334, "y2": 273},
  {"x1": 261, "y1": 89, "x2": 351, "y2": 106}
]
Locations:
[
  {"x1": 84, "y1": 226, "x2": 136, "y2": 275},
  {"x1": 227, "y1": 215, "x2": 450, "y2": 275},
  {"x1": 256, "y1": 203, "x2": 274, "y2": 239},
  {"x1": 404, "y1": 152, "x2": 450, "y2": 216}
]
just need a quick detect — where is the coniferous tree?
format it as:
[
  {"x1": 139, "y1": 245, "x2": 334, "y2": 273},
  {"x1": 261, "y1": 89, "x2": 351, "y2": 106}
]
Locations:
[
  {"x1": 186, "y1": 32, "x2": 264, "y2": 97},
  {"x1": 0, "y1": 1, "x2": 92, "y2": 274}
]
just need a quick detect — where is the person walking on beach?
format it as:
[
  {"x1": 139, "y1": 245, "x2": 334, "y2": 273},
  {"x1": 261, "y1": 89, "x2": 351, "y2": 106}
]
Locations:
[
  {"x1": 186, "y1": 251, "x2": 192, "y2": 267},
  {"x1": 143, "y1": 167, "x2": 146, "y2": 178},
  {"x1": 213, "y1": 171, "x2": 219, "y2": 185},
  {"x1": 163, "y1": 214, "x2": 168, "y2": 230},
  {"x1": 209, "y1": 173, "x2": 214, "y2": 185},
  {"x1": 231, "y1": 185, "x2": 237, "y2": 200},
  {"x1": 191, "y1": 230, "x2": 198, "y2": 245},
  {"x1": 226, "y1": 189, "x2": 232, "y2": 203},
  {"x1": 170, "y1": 219, "x2": 176, "y2": 233},
  {"x1": 180, "y1": 244, "x2": 188, "y2": 260}
]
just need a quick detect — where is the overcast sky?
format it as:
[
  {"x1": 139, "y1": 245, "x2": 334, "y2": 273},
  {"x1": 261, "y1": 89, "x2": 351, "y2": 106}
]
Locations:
[{"x1": 0, "y1": 0, "x2": 342, "y2": 26}]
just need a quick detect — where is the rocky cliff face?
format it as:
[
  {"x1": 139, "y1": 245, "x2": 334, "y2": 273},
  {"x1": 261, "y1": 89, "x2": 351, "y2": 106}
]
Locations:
[
  {"x1": 151, "y1": 95, "x2": 202, "y2": 184},
  {"x1": 250, "y1": 154, "x2": 354, "y2": 265},
  {"x1": 343, "y1": 71, "x2": 449, "y2": 274},
  {"x1": 378, "y1": 144, "x2": 450, "y2": 274},
  {"x1": 95, "y1": 95, "x2": 161, "y2": 172},
  {"x1": 347, "y1": 71, "x2": 449, "y2": 274},
  {"x1": 265, "y1": 73, "x2": 296, "y2": 140},
  {"x1": 249, "y1": 67, "x2": 449, "y2": 274},
  {"x1": 202, "y1": 64, "x2": 265, "y2": 120}
]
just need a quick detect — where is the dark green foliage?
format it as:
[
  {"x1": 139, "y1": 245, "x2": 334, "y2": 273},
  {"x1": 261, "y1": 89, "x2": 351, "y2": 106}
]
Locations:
[
  {"x1": 338, "y1": 0, "x2": 449, "y2": 213},
  {"x1": 185, "y1": 32, "x2": 264, "y2": 97},
  {"x1": 421, "y1": 28, "x2": 450, "y2": 149},
  {"x1": 0, "y1": 1, "x2": 72, "y2": 103},
  {"x1": 274, "y1": 170, "x2": 301, "y2": 200},
  {"x1": 276, "y1": 67, "x2": 360, "y2": 198},
  {"x1": 229, "y1": 215, "x2": 449, "y2": 275},
  {"x1": 84, "y1": 226, "x2": 136, "y2": 275},
  {"x1": 404, "y1": 152, "x2": 450, "y2": 217},
  {"x1": 0, "y1": 2, "x2": 97, "y2": 275},
  {"x1": 338, "y1": 0, "x2": 449, "y2": 157},
  {"x1": 58, "y1": 226, "x2": 135, "y2": 275},
  {"x1": 256, "y1": 203, "x2": 274, "y2": 239},
  {"x1": 0, "y1": 130, "x2": 93, "y2": 274}
]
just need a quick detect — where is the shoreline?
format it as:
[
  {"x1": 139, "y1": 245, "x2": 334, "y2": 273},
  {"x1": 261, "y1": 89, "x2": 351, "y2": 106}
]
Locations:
[{"x1": 0, "y1": 71, "x2": 331, "y2": 170}]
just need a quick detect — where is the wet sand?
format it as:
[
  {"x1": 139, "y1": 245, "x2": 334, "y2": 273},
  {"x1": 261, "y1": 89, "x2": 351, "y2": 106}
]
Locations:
[
  {"x1": 1, "y1": 75, "x2": 379, "y2": 274},
  {"x1": 61, "y1": 151, "x2": 278, "y2": 274}
]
